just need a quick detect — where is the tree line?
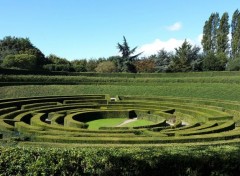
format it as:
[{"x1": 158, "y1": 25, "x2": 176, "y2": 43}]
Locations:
[{"x1": 0, "y1": 9, "x2": 240, "y2": 73}]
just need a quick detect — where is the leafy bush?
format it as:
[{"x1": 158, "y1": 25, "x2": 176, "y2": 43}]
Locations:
[
  {"x1": 203, "y1": 52, "x2": 227, "y2": 71},
  {"x1": 227, "y1": 56, "x2": 240, "y2": 71},
  {"x1": 0, "y1": 145, "x2": 240, "y2": 175},
  {"x1": 95, "y1": 61, "x2": 117, "y2": 73},
  {"x1": 43, "y1": 64, "x2": 74, "y2": 72},
  {"x1": 2, "y1": 54, "x2": 37, "y2": 70}
]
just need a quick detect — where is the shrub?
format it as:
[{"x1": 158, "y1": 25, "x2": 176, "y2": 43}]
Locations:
[
  {"x1": 2, "y1": 54, "x2": 37, "y2": 70},
  {"x1": 43, "y1": 64, "x2": 74, "y2": 72},
  {"x1": 95, "y1": 61, "x2": 117, "y2": 73},
  {"x1": 202, "y1": 52, "x2": 227, "y2": 71},
  {"x1": 227, "y1": 56, "x2": 240, "y2": 71}
]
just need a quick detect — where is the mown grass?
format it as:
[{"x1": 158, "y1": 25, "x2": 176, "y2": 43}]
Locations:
[
  {"x1": 121, "y1": 119, "x2": 155, "y2": 127},
  {"x1": 1, "y1": 83, "x2": 240, "y2": 101},
  {"x1": 86, "y1": 118, "x2": 127, "y2": 130}
]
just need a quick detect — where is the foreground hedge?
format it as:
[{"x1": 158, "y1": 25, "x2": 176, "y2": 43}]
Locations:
[{"x1": 0, "y1": 145, "x2": 240, "y2": 176}]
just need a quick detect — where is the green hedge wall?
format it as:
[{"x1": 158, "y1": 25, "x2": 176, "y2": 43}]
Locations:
[{"x1": 0, "y1": 145, "x2": 240, "y2": 176}]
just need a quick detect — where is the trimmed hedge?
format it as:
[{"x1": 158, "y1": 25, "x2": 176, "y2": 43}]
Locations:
[
  {"x1": 0, "y1": 94, "x2": 240, "y2": 144},
  {"x1": 0, "y1": 145, "x2": 240, "y2": 176},
  {"x1": 176, "y1": 121, "x2": 235, "y2": 136}
]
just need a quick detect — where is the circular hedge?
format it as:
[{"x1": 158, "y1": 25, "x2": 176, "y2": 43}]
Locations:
[{"x1": 0, "y1": 94, "x2": 240, "y2": 145}]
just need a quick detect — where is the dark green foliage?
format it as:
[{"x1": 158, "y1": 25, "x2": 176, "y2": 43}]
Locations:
[
  {"x1": 44, "y1": 54, "x2": 74, "y2": 72},
  {"x1": 43, "y1": 64, "x2": 75, "y2": 72},
  {"x1": 169, "y1": 40, "x2": 201, "y2": 72},
  {"x1": 154, "y1": 49, "x2": 173, "y2": 72},
  {"x1": 0, "y1": 146, "x2": 240, "y2": 176},
  {"x1": 117, "y1": 36, "x2": 142, "y2": 72},
  {"x1": 71, "y1": 59, "x2": 87, "y2": 72},
  {"x1": 231, "y1": 9, "x2": 240, "y2": 58},
  {"x1": 202, "y1": 13, "x2": 220, "y2": 53},
  {"x1": 86, "y1": 59, "x2": 98, "y2": 72},
  {"x1": 217, "y1": 12, "x2": 230, "y2": 55},
  {"x1": 47, "y1": 54, "x2": 70, "y2": 65},
  {"x1": 0, "y1": 36, "x2": 47, "y2": 67},
  {"x1": 227, "y1": 55, "x2": 240, "y2": 71},
  {"x1": 2, "y1": 54, "x2": 37, "y2": 70},
  {"x1": 202, "y1": 52, "x2": 227, "y2": 71}
]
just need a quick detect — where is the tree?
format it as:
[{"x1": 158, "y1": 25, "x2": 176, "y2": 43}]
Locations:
[
  {"x1": 86, "y1": 59, "x2": 99, "y2": 72},
  {"x1": 154, "y1": 49, "x2": 173, "y2": 72},
  {"x1": 202, "y1": 51, "x2": 227, "y2": 71},
  {"x1": 169, "y1": 40, "x2": 201, "y2": 72},
  {"x1": 201, "y1": 12, "x2": 229, "y2": 71},
  {"x1": 135, "y1": 58, "x2": 155, "y2": 73},
  {"x1": 217, "y1": 12, "x2": 230, "y2": 55},
  {"x1": 107, "y1": 56, "x2": 121, "y2": 67},
  {"x1": 47, "y1": 54, "x2": 70, "y2": 65},
  {"x1": 2, "y1": 54, "x2": 37, "y2": 70},
  {"x1": 202, "y1": 13, "x2": 220, "y2": 53},
  {"x1": 202, "y1": 19, "x2": 212, "y2": 52},
  {"x1": 0, "y1": 36, "x2": 47, "y2": 67},
  {"x1": 117, "y1": 36, "x2": 142, "y2": 72},
  {"x1": 43, "y1": 54, "x2": 74, "y2": 72},
  {"x1": 95, "y1": 61, "x2": 117, "y2": 73},
  {"x1": 231, "y1": 9, "x2": 240, "y2": 58},
  {"x1": 227, "y1": 55, "x2": 240, "y2": 71},
  {"x1": 71, "y1": 59, "x2": 87, "y2": 72}
]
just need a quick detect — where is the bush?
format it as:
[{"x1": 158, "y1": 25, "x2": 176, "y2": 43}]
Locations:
[
  {"x1": 2, "y1": 54, "x2": 37, "y2": 70},
  {"x1": 1, "y1": 145, "x2": 240, "y2": 176},
  {"x1": 43, "y1": 64, "x2": 74, "y2": 72},
  {"x1": 202, "y1": 52, "x2": 227, "y2": 71},
  {"x1": 227, "y1": 56, "x2": 240, "y2": 71},
  {"x1": 95, "y1": 61, "x2": 117, "y2": 73}
]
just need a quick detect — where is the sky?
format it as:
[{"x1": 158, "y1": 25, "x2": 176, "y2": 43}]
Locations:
[{"x1": 0, "y1": 0, "x2": 239, "y2": 60}]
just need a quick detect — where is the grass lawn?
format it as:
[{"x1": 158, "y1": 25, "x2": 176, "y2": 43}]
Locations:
[
  {"x1": 121, "y1": 119, "x2": 155, "y2": 127},
  {"x1": 86, "y1": 118, "x2": 156, "y2": 129},
  {"x1": 86, "y1": 118, "x2": 127, "y2": 130}
]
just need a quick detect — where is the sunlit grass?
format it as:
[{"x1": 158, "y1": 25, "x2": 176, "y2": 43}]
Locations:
[
  {"x1": 121, "y1": 119, "x2": 155, "y2": 127},
  {"x1": 86, "y1": 118, "x2": 127, "y2": 130}
]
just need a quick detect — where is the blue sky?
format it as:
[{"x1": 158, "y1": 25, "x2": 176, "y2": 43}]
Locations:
[{"x1": 0, "y1": 0, "x2": 238, "y2": 60}]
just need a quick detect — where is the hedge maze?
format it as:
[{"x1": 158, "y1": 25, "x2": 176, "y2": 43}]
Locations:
[{"x1": 0, "y1": 94, "x2": 240, "y2": 145}]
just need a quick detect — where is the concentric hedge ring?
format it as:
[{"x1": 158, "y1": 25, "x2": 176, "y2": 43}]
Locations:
[{"x1": 0, "y1": 94, "x2": 240, "y2": 144}]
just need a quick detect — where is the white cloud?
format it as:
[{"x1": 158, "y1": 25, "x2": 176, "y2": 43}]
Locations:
[
  {"x1": 166, "y1": 22, "x2": 182, "y2": 31},
  {"x1": 137, "y1": 38, "x2": 184, "y2": 56},
  {"x1": 137, "y1": 35, "x2": 203, "y2": 56},
  {"x1": 197, "y1": 34, "x2": 203, "y2": 44}
]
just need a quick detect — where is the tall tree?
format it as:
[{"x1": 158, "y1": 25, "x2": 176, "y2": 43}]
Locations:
[
  {"x1": 217, "y1": 12, "x2": 230, "y2": 55},
  {"x1": 117, "y1": 36, "x2": 142, "y2": 72},
  {"x1": 169, "y1": 40, "x2": 201, "y2": 72},
  {"x1": 211, "y1": 13, "x2": 220, "y2": 53},
  {"x1": 231, "y1": 9, "x2": 240, "y2": 58},
  {"x1": 202, "y1": 20, "x2": 212, "y2": 52},
  {"x1": 202, "y1": 13, "x2": 220, "y2": 53}
]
